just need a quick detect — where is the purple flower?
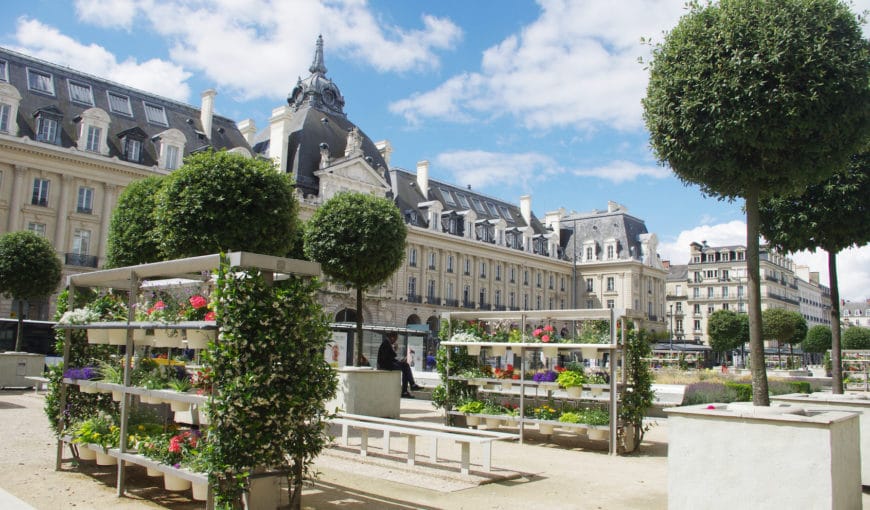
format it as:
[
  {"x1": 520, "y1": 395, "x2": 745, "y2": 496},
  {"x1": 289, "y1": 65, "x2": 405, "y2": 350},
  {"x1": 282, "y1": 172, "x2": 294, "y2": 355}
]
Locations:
[
  {"x1": 533, "y1": 370, "x2": 557, "y2": 383},
  {"x1": 63, "y1": 366, "x2": 97, "y2": 380}
]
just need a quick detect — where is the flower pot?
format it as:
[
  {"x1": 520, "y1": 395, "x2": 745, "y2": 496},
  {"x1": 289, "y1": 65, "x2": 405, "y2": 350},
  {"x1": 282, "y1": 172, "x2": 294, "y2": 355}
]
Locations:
[
  {"x1": 466, "y1": 345, "x2": 481, "y2": 356},
  {"x1": 191, "y1": 482, "x2": 208, "y2": 501},
  {"x1": 146, "y1": 466, "x2": 163, "y2": 477},
  {"x1": 572, "y1": 424, "x2": 588, "y2": 435},
  {"x1": 111, "y1": 390, "x2": 124, "y2": 402},
  {"x1": 164, "y1": 473, "x2": 192, "y2": 491},
  {"x1": 170, "y1": 400, "x2": 191, "y2": 413},
  {"x1": 77, "y1": 446, "x2": 97, "y2": 461},
  {"x1": 140, "y1": 394, "x2": 160, "y2": 405},
  {"x1": 107, "y1": 329, "x2": 127, "y2": 345},
  {"x1": 184, "y1": 329, "x2": 214, "y2": 349},
  {"x1": 500, "y1": 381, "x2": 512, "y2": 391},
  {"x1": 591, "y1": 387, "x2": 604, "y2": 397},
  {"x1": 153, "y1": 329, "x2": 182, "y2": 348},
  {"x1": 95, "y1": 450, "x2": 117, "y2": 466},
  {"x1": 132, "y1": 329, "x2": 150, "y2": 346},
  {"x1": 581, "y1": 346, "x2": 598, "y2": 360},
  {"x1": 588, "y1": 427, "x2": 609, "y2": 441},
  {"x1": 490, "y1": 344, "x2": 506, "y2": 357},
  {"x1": 539, "y1": 423, "x2": 555, "y2": 435},
  {"x1": 78, "y1": 382, "x2": 99, "y2": 394},
  {"x1": 485, "y1": 417, "x2": 503, "y2": 428},
  {"x1": 87, "y1": 329, "x2": 109, "y2": 344},
  {"x1": 542, "y1": 345, "x2": 559, "y2": 358},
  {"x1": 465, "y1": 415, "x2": 481, "y2": 426},
  {"x1": 566, "y1": 386, "x2": 583, "y2": 398}
]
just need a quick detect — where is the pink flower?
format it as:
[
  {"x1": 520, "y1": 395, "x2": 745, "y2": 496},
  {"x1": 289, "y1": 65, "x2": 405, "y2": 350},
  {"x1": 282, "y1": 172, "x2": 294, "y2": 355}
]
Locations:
[
  {"x1": 147, "y1": 301, "x2": 165, "y2": 315},
  {"x1": 189, "y1": 295, "x2": 207, "y2": 309},
  {"x1": 706, "y1": 405, "x2": 716, "y2": 410},
  {"x1": 204, "y1": 311, "x2": 216, "y2": 321},
  {"x1": 544, "y1": 325, "x2": 554, "y2": 332},
  {"x1": 533, "y1": 328, "x2": 543, "y2": 337},
  {"x1": 541, "y1": 335, "x2": 550, "y2": 343}
]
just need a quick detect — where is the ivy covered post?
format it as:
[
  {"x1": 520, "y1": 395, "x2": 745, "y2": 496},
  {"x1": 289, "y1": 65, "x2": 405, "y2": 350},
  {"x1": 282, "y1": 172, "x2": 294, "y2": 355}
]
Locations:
[
  {"x1": 209, "y1": 256, "x2": 337, "y2": 509},
  {"x1": 619, "y1": 327, "x2": 655, "y2": 453}
]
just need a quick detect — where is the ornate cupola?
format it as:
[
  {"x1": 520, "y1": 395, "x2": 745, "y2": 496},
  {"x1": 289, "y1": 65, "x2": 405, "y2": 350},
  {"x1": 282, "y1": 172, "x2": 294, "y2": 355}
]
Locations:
[{"x1": 287, "y1": 35, "x2": 346, "y2": 116}]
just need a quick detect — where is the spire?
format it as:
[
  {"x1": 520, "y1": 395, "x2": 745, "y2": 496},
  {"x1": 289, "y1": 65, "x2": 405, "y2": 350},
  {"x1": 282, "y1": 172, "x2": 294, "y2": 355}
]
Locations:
[{"x1": 309, "y1": 34, "x2": 327, "y2": 75}]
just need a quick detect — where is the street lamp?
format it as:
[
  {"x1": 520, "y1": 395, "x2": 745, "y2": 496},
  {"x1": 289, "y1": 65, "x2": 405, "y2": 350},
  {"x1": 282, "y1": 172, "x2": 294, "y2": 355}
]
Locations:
[{"x1": 669, "y1": 303, "x2": 674, "y2": 353}]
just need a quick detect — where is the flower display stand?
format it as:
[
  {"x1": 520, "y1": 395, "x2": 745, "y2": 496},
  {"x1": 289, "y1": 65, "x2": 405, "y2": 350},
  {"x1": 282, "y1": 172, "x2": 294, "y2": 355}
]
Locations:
[
  {"x1": 666, "y1": 403, "x2": 861, "y2": 510},
  {"x1": 184, "y1": 329, "x2": 214, "y2": 349},
  {"x1": 87, "y1": 329, "x2": 108, "y2": 344}
]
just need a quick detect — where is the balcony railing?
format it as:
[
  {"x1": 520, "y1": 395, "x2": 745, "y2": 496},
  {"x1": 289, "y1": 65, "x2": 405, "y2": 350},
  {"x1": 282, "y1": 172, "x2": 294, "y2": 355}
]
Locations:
[
  {"x1": 462, "y1": 300, "x2": 475, "y2": 309},
  {"x1": 425, "y1": 295, "x2": 440, "y2": 305},
  {"x1": 406, "y1": 294, "x2": 422, "y2": 303},
  {"x1": 76, "y1": 206, "x2": 93, "y2": 215},
  {"x1": 479, "y1": 302, "x2": 491, "y2": 311},
  {"x1": 444, "y1": 298, "x2": 459, "y2": 307},
  {"x1": 65, "y1": 253, "x2": 98, "y2": 268}
]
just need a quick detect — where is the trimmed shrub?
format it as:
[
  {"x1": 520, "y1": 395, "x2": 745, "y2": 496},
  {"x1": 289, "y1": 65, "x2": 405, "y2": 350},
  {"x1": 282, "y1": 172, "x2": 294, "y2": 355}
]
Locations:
[
  {"x1": 682, "y1": 382, "x2": 738, "y2": 406},
  {"x1": 724, "y1": 382, "x2": 753, "y2": 402}
]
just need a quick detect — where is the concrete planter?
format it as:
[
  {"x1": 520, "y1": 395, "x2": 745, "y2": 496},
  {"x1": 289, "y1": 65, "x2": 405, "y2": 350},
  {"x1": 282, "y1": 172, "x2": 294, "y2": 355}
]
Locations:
[
  {"x1": 326, "y1": 367, "x2": 401, "y2": 418},
  {"x1": 666, "y1": 403, "x2": 861, "y2": 510},
  {"x1": 772, "y1": 392, "x2": 870, "y2": 487}
]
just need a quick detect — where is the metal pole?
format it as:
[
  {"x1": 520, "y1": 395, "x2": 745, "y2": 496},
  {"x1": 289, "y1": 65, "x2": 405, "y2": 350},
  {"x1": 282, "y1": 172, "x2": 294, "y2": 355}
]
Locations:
[{"x1": 669, "y1": 304, "x2": 674, "y2": 354}]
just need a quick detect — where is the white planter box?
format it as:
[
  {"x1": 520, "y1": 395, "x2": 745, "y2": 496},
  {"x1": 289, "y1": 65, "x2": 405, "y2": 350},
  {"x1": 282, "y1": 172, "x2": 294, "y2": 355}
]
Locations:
[
  {"x1": 666, "y1": 403, "x2": 861, "y2": 510},
  {"x1": 0, "y1": 352, "x2": 45, "y2": 388},
  {"x1": 772, "y1": 392, "x2": 870, "y2": 487},
  {"x1": 325, "y1": 368, "x2": 401, "y2": 418}
]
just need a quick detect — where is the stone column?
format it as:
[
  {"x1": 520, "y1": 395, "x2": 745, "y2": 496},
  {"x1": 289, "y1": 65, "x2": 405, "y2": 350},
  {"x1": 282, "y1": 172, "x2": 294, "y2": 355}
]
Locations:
[
  {"x1": 97, "y1": 183, "x2": 116, "y2": 263},
  {"x1": 54, "y1": 175, "x2": 72, "y2": 250},
  {"x1": 6, "y1": 165, "x2": 26, "y2": 231}
]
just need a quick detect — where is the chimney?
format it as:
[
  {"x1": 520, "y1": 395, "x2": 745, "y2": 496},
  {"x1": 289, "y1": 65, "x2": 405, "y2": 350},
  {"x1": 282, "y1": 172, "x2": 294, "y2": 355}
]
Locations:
[
  {"x1": 375, "y1": 140, "x2": 392, "y2": 167},
  {"x1": 200, "y1": 89, "x2": 217, "y2": 140},
  {"x1": 520, "y1": 195, "x2": 532, "y2": 225},
  {"x1": 268, "y1": 106, "x2": 294, "y2": 172},
  {"x1": 416, "y1": 160, "x2": 429, "y2": 198},
  {"x1": 236, "y1": 119, "x2": 257, "y2": 146}
]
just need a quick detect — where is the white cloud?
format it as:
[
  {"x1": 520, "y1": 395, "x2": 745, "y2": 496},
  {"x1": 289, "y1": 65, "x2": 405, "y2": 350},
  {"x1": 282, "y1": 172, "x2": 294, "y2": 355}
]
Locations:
[
  {"x1": 74, "y1": 0, "x2": 138, "y2": 30},
  {"x1": 11, "y1": 18, "x2": 191, "y2": 101},
  {"x1": 69, "y1": 0, "x2": 461, "y2": 101},
  {"x1": 391, "y1": 0, "x2": 686, "y2": 131},
  {"x1": 434, "y1": 150, "x2": 559, "y2": 190},
  {"x1": 660, "y1": 221, "x2": 870, "y2": 302},
  {"x1": 572, "y1": 160, "x2": 670, "y2": 183}
]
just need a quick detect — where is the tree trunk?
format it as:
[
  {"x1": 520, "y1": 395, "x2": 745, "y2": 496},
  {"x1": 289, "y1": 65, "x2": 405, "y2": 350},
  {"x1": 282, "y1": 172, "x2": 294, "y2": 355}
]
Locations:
[
  {"x1": 354, "y1": 286, "x2": 364, "y2": 366},
  {"x1": 746, "y1": 191, "x2": 770, "y2": 405},
  {"x1": 829, "y1": 250, "x2": 843, "y2": 394},
  {"x1": 14, "y1": 299, "x2": 24, "y2": 352}
]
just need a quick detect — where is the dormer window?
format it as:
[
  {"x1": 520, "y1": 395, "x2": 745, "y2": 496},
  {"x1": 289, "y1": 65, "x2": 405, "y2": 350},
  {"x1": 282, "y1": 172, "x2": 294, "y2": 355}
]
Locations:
[
  {"x1": 0, "y1": 60, "x2": 7, "y2": 82},
  {"x1": 456, "y1": 193, "x2": 470, "y2": 209},
  {"x1": 0, "y1": 83, "x2": 22, "y2": 136},
  {"x1": 164, "y1": 145, "x2": 180, "y2": 170},
  {"x1": 108, "y1": 92, "x2": 132, "y2": 116},
  {"x1": 440, "y1": 188, "x2": 456, "y2": 206},
  {"x1": 155, "y1": 128, "x2": 186, "y2": 170},
  {"x1": 0, "y1": 103, "x2": 9, "y2": 133},
  {"x1": 144, "y1": 102, "x2": 168, "y2": 126},
  {"x1": 76, "y1": 108, "x2": 110, "y2": 156},
  {"x1": 68, "y1": 81, "x2": 94, "y2": 106},
  {"x1": 34, "y1": 107, "x2": 62, "y2": 144},
  {"x1": 85, "y1": 126, "x2": 101, "y2": 152},
  {"x1": 27, "y1": 68, "x2": 54, "y2": 96}
]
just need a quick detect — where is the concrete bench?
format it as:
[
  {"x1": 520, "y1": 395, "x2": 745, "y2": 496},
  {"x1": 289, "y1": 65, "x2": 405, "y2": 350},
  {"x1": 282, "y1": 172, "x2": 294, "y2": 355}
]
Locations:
[
  {"x1": 24, "y1": 376, "x2": 49, "y2": 393},
  {"x1": 332, "y1": 413, "x2": 516, "y2": 475}
]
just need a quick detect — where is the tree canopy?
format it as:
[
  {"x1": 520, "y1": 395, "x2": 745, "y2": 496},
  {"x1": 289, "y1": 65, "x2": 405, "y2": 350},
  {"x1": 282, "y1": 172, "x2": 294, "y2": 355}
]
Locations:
[
  {"x1": 707, "y1": 310, "x2": 748, "y2": 354},
  {"x1": 843, "y1": 327, "x2": 870, "y2": 350},
  {"x1": 155, "y1": 150, "x2": 298, "y2": 258},
  {"x1": 0, "y1": 231, "x2": 62, "y2": 350},
  {"x1": 105, "y1": 176, "x2": 164, "y2": 268},
  {"x1": 803, "y1": 325, "x2": 832, "y2": 354},
  {"x1": 762, "y1": 308, "x2": 805, "y2": 345},
  {"x1": 304, "y1": 192, "x2": 407, "y2": 365},
  {"x1": 643, "y1": 0, "x2": 870, "y2": 405}
]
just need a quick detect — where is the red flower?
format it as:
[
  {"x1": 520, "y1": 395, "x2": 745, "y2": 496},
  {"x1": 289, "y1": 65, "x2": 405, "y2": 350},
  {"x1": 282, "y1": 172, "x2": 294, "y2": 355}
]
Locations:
[
  {"x1": 541, "y1": 335, "x2": 550, "y2": 343},
  {"x1": 204, "y1": 311, "x2": 216, "y2": 321},
  {"x1": 147, "y1": 300, "x2": 166, "y2": 315},
  {"x1": 544, "y1": 325, "x2": 554, "y2": 332},
  {"x1": 189, "y1": 295, "x2": 207, "y2": 309}
]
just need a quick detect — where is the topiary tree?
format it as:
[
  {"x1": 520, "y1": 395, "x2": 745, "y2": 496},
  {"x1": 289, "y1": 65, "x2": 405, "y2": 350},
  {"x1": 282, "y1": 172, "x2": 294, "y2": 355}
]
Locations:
[
  {"x1": 803, "y1": 325, "x2": 832, "y2": 364},
  {"x1": 707, "y1": 310, "x2": 747, "y2": 363},
  {"x1": 0, "y1": 231, "x2": 62, "y2": 351},
  {"x1": 155, "y1": 150, "x2": 298, "y2": 258},
  {"x1": 760, "y1": 149, "x2": 870, "y2": 392},
  {"x1": 304, "y1": 192, "x2": 407, "y2": 366},
  {"x1": 762, "y1": 309, "x2": 806, "y2": 368},
  {"x1": 843, "y1": 327, "x2": 870, "y2": 350},
  {"x1": 105, "y1": 176, "x2": 164, "y2": 268},
  {"x1": 643, "y1": 0, "x2": 870, "y2": 405}
]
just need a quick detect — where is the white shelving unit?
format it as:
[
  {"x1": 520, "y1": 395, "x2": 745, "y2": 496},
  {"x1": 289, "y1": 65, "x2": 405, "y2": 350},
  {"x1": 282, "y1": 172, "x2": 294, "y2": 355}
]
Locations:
[
  {"x1": 440, "y1": 308, "x2": 628, "y2": 455},
  {"x1": 54, "y1": 252, "x2": 320, "y2": 507}
]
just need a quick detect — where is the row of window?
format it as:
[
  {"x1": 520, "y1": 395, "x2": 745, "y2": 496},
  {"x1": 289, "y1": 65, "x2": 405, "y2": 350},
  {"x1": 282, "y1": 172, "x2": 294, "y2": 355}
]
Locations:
[
  {"x1": 29, "y1": 176, "x2": 95, "y2": 213},
  {"x1": 27, "y1": 222, "x2": 92, "y2": 258},
  {"x1": 689, "y1": 286, "x2": 746, "y2": 299},
  {"x1": 439, "y1": 187, "x2": 513, "y2": 221},
  {"x1": 0, "y1": 59, "x2": 169, "y2": 125},
  {"x1": 407, "y1": 248, "x2": 567, "y2": 290},
  {"x1": 406, "y1": 275, "x2": 565, "y2": 310}
]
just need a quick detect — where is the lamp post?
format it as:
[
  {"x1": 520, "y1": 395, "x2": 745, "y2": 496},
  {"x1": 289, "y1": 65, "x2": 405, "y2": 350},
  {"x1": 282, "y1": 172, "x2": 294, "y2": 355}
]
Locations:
[{"x1": 669, "y1": 304, "x2": 674, "y2": 354}]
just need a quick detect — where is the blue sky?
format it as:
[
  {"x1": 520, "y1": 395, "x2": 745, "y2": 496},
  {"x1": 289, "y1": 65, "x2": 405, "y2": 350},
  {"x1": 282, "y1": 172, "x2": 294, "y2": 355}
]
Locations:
[{"x1": 2, "y1": 0, "x2": 868, "y2": 301}]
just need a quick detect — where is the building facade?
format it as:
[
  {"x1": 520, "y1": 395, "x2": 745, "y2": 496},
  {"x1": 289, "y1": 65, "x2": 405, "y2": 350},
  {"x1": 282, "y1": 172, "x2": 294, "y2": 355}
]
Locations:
[{"x1": 0, "y1": 47, "x2": 250, "y2": 319}]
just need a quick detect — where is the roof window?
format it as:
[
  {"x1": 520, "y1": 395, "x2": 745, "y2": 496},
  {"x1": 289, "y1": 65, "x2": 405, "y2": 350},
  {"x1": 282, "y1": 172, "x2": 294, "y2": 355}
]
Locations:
[
  {"x1": 440, "y1": 187, "x2": 456, "y2": 206},
  {"x1": 456, "y1": 193, "x2": 470, "y2": 209},
  {"x1": 108, "y1": 92, "x2": 132, "y2": 116},
  {"x1": 26, "y1": 68, "x2": 54, "y2": 96},
  {"x1": 68, "y1": 81, "x2": 94, "y2": 106},
  {"x1": 0, "y1": 60, "x2": 7, "y2": 82},
  {"x1": 143, "y1": 101, "x2": 168, "y2": 126}
]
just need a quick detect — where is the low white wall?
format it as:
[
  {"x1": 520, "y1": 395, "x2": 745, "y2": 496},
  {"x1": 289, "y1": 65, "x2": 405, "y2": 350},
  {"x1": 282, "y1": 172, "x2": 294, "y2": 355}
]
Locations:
[
  {"x1": 772, "y1": 392, "x2": 870, "y2": 486},
  {"x1": 666, "y1": 403, "x2": 861, "y2": 510},
  {"x1": 326, "y1": 368, "x2": 401, "y2": 418}
]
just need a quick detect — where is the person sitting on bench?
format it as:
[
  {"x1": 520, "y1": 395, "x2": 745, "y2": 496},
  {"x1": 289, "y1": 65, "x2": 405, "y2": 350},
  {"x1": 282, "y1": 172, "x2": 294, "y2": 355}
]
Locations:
[{"x1": 377, "y1": 332, "x2": 422, "y2": 398}]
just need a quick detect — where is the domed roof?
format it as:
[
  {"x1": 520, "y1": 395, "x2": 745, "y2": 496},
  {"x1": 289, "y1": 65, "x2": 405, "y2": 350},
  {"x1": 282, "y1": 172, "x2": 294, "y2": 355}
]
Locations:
[{"x1": 255, "y1": 36, "x2": 389, "y2": 197}]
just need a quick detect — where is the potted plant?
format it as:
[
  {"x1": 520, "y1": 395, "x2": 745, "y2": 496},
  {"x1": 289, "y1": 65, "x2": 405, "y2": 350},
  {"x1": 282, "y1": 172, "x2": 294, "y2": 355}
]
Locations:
[
  {"x1": 556, "y1": 368, "x2": 586, "y2": 398},
  {"x1": 533, "y1": 403, "x2": 561, "y2": 435},
  {"x1": 481, "y1": 401, "x2": 508, "y2": 428},
  {"x1": 581, "y1": 407, "x2": 610, "y2": 440},
  {"x1": 70, "y1": 412, "x2": 119, "y2": 465},
  {"x1": 97, "y1": 360, "x2": 125, "y2": 401},
  {"x1": 456, "y1": 400, "x2": 485, "y2": 426},
  {"x1": 167, "y1": 376, "x2": 194, "y2": 412},
  {"x1": 587, "y1": 373, "x2": 608, "y2": 396},
  {"x1": 558, "y1": 411, "x2": 587, "y2": 435},
  {"x1": 450, "y1": 331, "x2": 482, "y2": 356}
]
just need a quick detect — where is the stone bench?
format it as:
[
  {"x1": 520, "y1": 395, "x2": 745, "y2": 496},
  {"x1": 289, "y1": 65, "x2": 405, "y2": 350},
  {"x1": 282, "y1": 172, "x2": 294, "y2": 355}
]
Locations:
[{"x1": 332, "y1": 413, "x2": 516, "y2": 475}]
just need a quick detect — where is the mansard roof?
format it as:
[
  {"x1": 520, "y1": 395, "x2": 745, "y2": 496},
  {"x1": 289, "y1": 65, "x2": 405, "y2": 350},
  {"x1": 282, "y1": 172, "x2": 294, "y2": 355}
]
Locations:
[
  {"x1": 0, "y1": 47, "x2": 249, "y2": 165},
  {"x1": 561, "y1": 206, "x2": 650, "y2": 262}
]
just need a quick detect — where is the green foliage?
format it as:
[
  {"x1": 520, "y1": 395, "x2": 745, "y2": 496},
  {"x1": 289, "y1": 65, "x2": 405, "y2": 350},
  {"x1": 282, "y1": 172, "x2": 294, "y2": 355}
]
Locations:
[
  {"x1": 155, "y1": 150, "x2": 298, "y2": 258},
  {"x1": 682, "y1": 381, "x2": 741, "y2": 405},
  {"x1": 207, "y1": 258, "x2": 336, "y2": 506},
  {"x1": 620, "y1": 328, "x2": 655, "y2": 451},
  {"x1": 456, "y1": 400, "x2": 485, "y2": 414},
  {"x1": 432, "y1": 346, "x2": 479, "y2": 420},
  {"x1": 843, "y1": 327, "x2": 870, "y2": 350},
  {"x1": 304, "y1": 192, "x2": 406, "y2": 366},
  {"x1": 707, "y1": 310, "x2": 748, "y2": 353},
  {"x1": 802, "y1": 325, "x2": 832, "y2": 354},
  {"x1": 106, "y1": 176, "x2": 164, "y2": 267},
  {"x1": 763, "y1": 309, "x2": 805, "y2": 345},
  {"x1": 556, "y1": 369, "x2": 585, "y2": 388},
  {"x1": 724, "y1": 382, "x2": 753, "y2": 402}
]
